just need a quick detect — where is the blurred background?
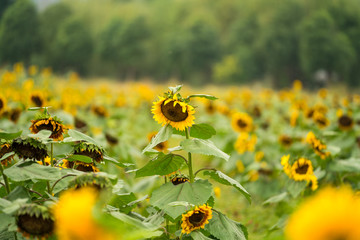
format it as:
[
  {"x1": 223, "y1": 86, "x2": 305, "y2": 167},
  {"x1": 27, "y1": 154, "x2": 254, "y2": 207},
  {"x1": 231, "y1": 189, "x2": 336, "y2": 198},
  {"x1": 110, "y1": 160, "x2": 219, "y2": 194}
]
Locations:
[{"x1": 0, "y1": 0, "x2": 360, "y2": 88}]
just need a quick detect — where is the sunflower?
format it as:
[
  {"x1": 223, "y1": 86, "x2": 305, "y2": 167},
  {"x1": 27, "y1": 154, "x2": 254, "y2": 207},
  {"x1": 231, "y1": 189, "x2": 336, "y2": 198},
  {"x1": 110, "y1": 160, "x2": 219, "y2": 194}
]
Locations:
[
  {"x1": 181, "y1": 204, "x2": 212, "y2": 234},
  {"x1": 54, "y1": 187, "x2": 115, "y2": 240},
  {"x1": 8, "y1": 108, "x2": 22, "y2": 123},
  {"x1": 231, "y1": 112, "x2": 253, "y2": 132},
  {"x1": 234, "y1": 133, "x2": 257, "y2": 154},
  {"x1": 152, "y1": 95, "x2": 195, "y2": 131},
  {"x1": 147, "y1": 131, "x2": 168, "y2": 152},
  {"x1": 62, "y1": 160, "x2": 99, "y2": 173},
  {"x1": 30, "y1": 92, "x2": 46, "y2": 107},
  {"x1": 170, "y1": 174, "x2": 189, "y2": 185},
  {"x1": 313, "y1": 111, "x2": 329, "y2": 128},
  {"x1": 73, "y1": 142, "x2": 104, "y2": 163},
  {"x1": 30, "y1": 116, "x2": 66, "y2": 141},
  {"x1": 0, "y1": 95, "x2": 6, "y2": 114},
  {"x1": 305, "y1": 131, "x2": 330, "y2": 160},
  {"x1": 0, "y1": 143, "x2": 14, "y2": 166},
  {"x1": 68, "y1": 173, "x2": 112, "y2": 191},
  {"x1": 92, "y1": 105, "x2": 108, "y2": 117},
  {"x1": 105, "y1": 132, "x2": 118, "y2": 146},
  {"x1": 285, "y1": 186, "x2": 360, "y2": 240},
  {"x1": 16, "y1": 204, "x2": 54, "y2": 239},
  {"x1": 338, "y1": 114, "x2": 354, "y2": 131},
  {"x1": 279, "y1": 135, "x2": 293, "y2": 148},
  {"x1": 74, "y1": 116, "x2": 87, "y2": 130},
  {"x1": 12, "y1": 137, "x2": 48, "y2": 161}
]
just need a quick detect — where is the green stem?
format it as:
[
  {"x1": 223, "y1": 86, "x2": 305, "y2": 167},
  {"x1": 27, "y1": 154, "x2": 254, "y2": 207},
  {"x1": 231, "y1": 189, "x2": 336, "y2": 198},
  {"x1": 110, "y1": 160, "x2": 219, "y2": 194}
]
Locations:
[
  {"x1": 42, "y1": 159, "x2": 52, "y2": 195},
  {"x1": 50, "y1": 143, "x2": 54, "y2": 167},
  {"x1": 185, "y1": 128, "x2": 194, "y2": 183},
  {"x1": 164, "y1": 176, "x2": 169, "y2": 235},
  {"x1": 0, "y1": 163, "x2": 11, "y2": 194},
  {"x1": 13, "y1": 232, "x2": 18, "y2": 240}
]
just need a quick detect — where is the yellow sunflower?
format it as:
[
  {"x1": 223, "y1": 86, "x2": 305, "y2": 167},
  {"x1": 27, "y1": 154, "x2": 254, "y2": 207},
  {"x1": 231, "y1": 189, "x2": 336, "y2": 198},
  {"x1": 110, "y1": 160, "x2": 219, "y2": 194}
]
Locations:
[
  {"x1": 181, "y1": 204, "x2": 212, "y2": 234},
  {"x1": 30, "y1": 92, "x2": 46, "y2": 107},
  {"x1": 147, "y1": 131, "x2": 168, "y2": 152},
  {"x1": 231, "y1": 112, "x2": 253, "y2": 132},
  {"x1": 152, "y1": 96, "x2": 195, "y2": 131},
  {"x1": 338, "y1": 114, "x2": 354, "y2": 131},
  {"x1": 305, "y1": 131, "x2": 330, "y2": 160},
  {"x1": 0, "y1": 95, "x2": 6, "y2": 114},
  {"x1": 30, "y1": 117, "x2": 66, "y2": 141},
  {"x1": 279, "y1": 135, "x2": 293, "y2": 148},
  {"x1": 234, "y1": 132, "x2": 257, "y2": 154},
  {"x1": 313, "y1": 111, "x2": 329, "y2": 128},
  {"x1": 285, "y1": 186, "x2": 360, "y2": 240}
]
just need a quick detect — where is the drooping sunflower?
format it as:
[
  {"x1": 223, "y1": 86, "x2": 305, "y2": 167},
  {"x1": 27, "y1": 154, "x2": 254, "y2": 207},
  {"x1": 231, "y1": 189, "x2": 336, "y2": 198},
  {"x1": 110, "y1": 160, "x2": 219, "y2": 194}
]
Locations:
[
  {"x1": 61, "y1": 159, "x2": 100, "y2": 173},
  {"x1": 285, "y1": 186, "x2": 360, "y2": 240},
  {"x1": 68, "y1": 173, "x2": 112, "y2": 191},
  {"x1": 305, "y1": 131, "x2": 330, "y2": 160},
  {"x1": 16, "y1": 204, "x2": 54, "y2": 239},
  {"x1": 12, "y1": 137, "x2": 48, "y2": 161},
  {"x1": 181, "y1": 204, "x2": 212, "y2": 234},
  {"x1": 147, "y1": 131, "x2": 168, "y2": 152},
  {"x1": 170, "y1": 174, "x2": 189, "y2": 185},
  {"x1": 231, "y1": 112, "x2": 253, "y2": 132},
  {"x1": 152, "y1": 95, "x2": 195, "y2": 131},
  {"x1": 30, "y1": 116, "x2": 66, "y2": 141},
  {"x1": 338, "y1": 114, "x2": 354, "y2": 131},
  {"x1": 0, "y1": 143, "x2": 14, "y2": 166},
  {"x1": 73, "y1": 142, "x2": 104, "y2": 163}
]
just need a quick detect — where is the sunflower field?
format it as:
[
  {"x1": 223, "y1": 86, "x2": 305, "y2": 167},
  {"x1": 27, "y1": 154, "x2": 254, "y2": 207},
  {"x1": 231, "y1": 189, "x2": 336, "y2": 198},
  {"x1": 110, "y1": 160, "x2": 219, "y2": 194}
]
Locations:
[{"x1": 0, "y1": 64, "x2": 360, "y2": 240}]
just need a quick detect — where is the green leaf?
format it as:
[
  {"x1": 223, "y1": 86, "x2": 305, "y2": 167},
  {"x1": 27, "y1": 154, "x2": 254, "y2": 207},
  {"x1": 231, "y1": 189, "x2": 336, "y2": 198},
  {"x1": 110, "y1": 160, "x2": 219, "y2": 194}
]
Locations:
[
  {"x1": 190, "y1": 231, "x2": 213, "y2": 240},
  {"x1": 28, "y1": 130, "x2": 52, "y2": 140},
  {"x1": 136, "y1": 153, "x2": 185, "y2": 178},
  {"x1": 181, "y1": 139, "x2": 229, "y2": 161},
  {"x1": 203, "y1": 170, "x2": 251, "y2": 203},
  {"x1": 263, "y1": 192, "x2": 288, "y2": 205},
  {"x1": 0, "y1": 152, "x2": 14, "y2": 162},
  {"x1": 329, "y1": 159, "x2": 360, "y2": 172},
  {"x1": 286, "y1": 179, "x2": 307, "y2": 198},
  {"x1": 187, "y1": 94, "x2": 218, "y2": 100},
  {"x1": 68, "y1": 129, "x2": 100, "y2": 146},
  {"x1": 0, "y1": 213, "x2": 14, "y2": 232},
  {"x1": 142, "y1": 125, "x2": 172, "y2": 153},
  {"x1": 327, "y1": 145, "x2": 341, "y2": 156},
  {"x1": 150, "y1": 180, "x2": 212, "y2": 219},
  {"x1": 4, "y1": 161, "x2": 62, "y2": 182},
  {"x1": 7, "y1": 186, "x2": 31, "y2": 201},
  {"x1": 27, "y1": 107, "x2": 51, "y2": 111},
  {"x1": 109, "y1": 193, "x2": 137, "y2": 214},
  {"x1": 173, "y1": 124, "x2": 216, "y2": 140},
  {"x1": 66, "y1": 154, "x2": 93, "y2": 163},
  {"x1": 168, "y1": 85, "x2": 183, "y2": 94},
  {"x1": 205, "y1": 211, "x2": 248, "y2": 240},
  {"x1": 0, "y1": 131, "x2": 22, "y2": 140}
]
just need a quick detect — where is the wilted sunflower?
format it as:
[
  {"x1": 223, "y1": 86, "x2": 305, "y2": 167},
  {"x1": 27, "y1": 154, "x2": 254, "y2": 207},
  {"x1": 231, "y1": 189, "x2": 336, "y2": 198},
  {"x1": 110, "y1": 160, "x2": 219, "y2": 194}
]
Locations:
[
  {"x1": 12, "y1": 137, "x2": 48, "y2": 161},
  {"x1": 231, "y1": 112, "x2": 253, "y2": 132},
  {"x1": 68, "y1": 173, "x2": 112, "y2": 191},
  {"x1": 170, "y1": 174, "x2": 189, "y2": 185},
  {"x1": 16, "y1": 204, "x2": 54, "y2": 239},
  {"x1": 147, "y1": 131, "x2": 168, "y2": 152},
  {"x1": 0, "y1": 143, "x2": 14, "y2": 166},
  {"x1": 285, "y1": 187, "x2": 360, "y2": 240},
  {"x1": 62, "y1": 160, "x2": 99, "y2": 173},
  {"x1": 305, "y1": 131, "x2": 330, "y2": 160},
  {"x1": 73, "y1": 142, "x2": 104, "y2": 163},
  {"x1": 30, "y1": 116, "x2": 66, "y2": 141},
  {"x1": 181, "y1": 204, "x2": 212, "y2": 234},
  {"x1": 338, "y1": 114, "x2": 354, "y2": 131},
  {"x1": 152, "y1": 95, "x2": 195, "y2": 131}
]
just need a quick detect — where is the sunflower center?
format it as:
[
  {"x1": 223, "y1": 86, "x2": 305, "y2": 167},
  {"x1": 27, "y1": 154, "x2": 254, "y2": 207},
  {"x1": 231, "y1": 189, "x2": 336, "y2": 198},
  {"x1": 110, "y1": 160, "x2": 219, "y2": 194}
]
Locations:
[
  {"x1": 295, "y1": 163, "x2": 309, "y2": 174},
  {"x1": 0, "y1": 99, "x2": 3, "y2": 110},
  {"x1": 31, "y1": 96, "x2": 43, "y2": 107},
  {"x1": 17, "y1": 214, "x2": 54, "y2": 236},
  {"x1": 237, "y1": 119, "x2": 247, "y2": 128},
  {"x1": 37, "y1": 122, "x2": 56, "y2": 132},
  {"x1": 161, "y1": 100, "x2": 188, "y2": 122},
  {"x1": 339, "y1": 115, "x2": 352, "y2": 127},
  {"x1": 189, "y1": 211, "x2": 205, "y2": 226}
]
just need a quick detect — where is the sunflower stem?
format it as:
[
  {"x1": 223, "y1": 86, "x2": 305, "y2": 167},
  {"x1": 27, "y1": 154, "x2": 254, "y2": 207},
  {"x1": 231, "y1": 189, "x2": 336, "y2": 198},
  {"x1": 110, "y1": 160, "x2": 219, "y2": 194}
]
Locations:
[
  {"x1": 0, "y1": 163, "x2": 11, "y2": 194},
  {"x1": 50, "y1": 143, "x2": 54, "y2": 167},
  {"x1": 13, "y1": 232, "x2": 18, "y2": 240},
  {"x1": 42, "y1": 159, "x2": 52, "y2": 195},
  {"x1": 185, "y1": 128, "x2": 194, "y2": 183}
]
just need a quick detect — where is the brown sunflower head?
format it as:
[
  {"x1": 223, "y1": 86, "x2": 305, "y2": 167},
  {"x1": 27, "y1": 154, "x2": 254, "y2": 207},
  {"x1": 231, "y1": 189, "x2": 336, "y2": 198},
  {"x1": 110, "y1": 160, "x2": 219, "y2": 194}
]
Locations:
[
  {"x1": 30, "y1": 94, "x2": 45, "y2": 107},
  {"x1": 74, "y1": 116, "x2": 88, "y2": 130},
  {"x1": 30, "y1": 116, "x2": 66, "y2": 141},
  {"x1": 16, "y1": 204, "x2": 54, "y2": 239},
  {"x1": 9, "y1": 108, "x2": 22, "y2": 123},
  {"x1": 62, "y1": 160, "x2": 99, "y2": 173},
  {"x1": 338, "y1": 115, "x2": 353, "y2": 131},
  {"x1": 12, "y1": 137, "x2": 48, "y2": 161},
  {"x1": 73, "y1": 142, "x2": 104, "y2": 163},
  {"x1": 181, "y1": 204, "x2": 213, "y2": 234}
]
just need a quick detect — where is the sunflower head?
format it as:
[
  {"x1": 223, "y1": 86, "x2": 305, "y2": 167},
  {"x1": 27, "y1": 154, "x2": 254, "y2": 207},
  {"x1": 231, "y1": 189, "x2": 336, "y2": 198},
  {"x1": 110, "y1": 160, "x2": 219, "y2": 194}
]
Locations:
[
  {"x1": 0, "y1": 143, "x2": 14, "y2": 166},
  {"x1": 305, "y1": 132, "x2": 330, "y2": 160},
  {"x1": 279, "y1": 135, "x2": 293, "y2": 147},
  {"x1": 62, "y1": 159, "x2": 100, "y2": 172},
  {"x1": 234, "y1": 133, "x2": 257, "y2": 154},
  {"x1": 151, "y1": 89, "x2": 195, "y2": 131},
  {"x1": 30, "y1": 92, "x2": 46, "y2": 107},
  {"x1": 338, "y1": 114, "x2": 353, "y2": 131},
  {"x1": 313, "y1": 112, "x2": 329, "y2": 128},
  {"x1": 30, "y1": 115, "x2": 66, "y2": 141},
  {"x1": 12, "y1": 137, "x2": 48, "y2": 161},
  {"x1": 105, "y1": 132, "x2": 119, "y2": 146},
  {"x1": 181, "y1": 204, "x2": 212, "y2": 234},
  {"x1": 92, "y1": 105, "x2": 108, "y2": 117},
  {"x1": 73, "y1": 142, "x2": 104, "y2": 163},
  {"x1": 0, "y1": 95, "x2": 7, "y2": 114},
  {"x1": 16, "y1": 204, "x2": 54, "y2": 239},
  {"x1": 147, "y1": 131, "x2": 168, "y2": 152},
  {"x1": 74, "y1": 116, "x2": 88, "y2": 130},
  {"x1": 170, "y1": 174, "x2": 190, "y2": 185},
  {"x1": 231, "y1": 112, "x2": 253, "y2": 132},
  {"x1": 68, "y1": 173, "x2": 112, "y2": 191},
  {"x1": 9, "y1": 108, "x2": 22, "y2": 123}
]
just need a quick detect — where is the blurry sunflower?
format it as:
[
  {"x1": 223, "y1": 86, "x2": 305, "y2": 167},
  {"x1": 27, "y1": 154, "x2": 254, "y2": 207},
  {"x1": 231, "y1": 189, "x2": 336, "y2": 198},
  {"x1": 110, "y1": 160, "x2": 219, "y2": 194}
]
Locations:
[
  {"x1": 37, "y1": 156, "x2": 53, "y2": 166},
  {"x1": 73, "y1": 142, "x2": 104, "y2": 163},
  {"x1": 53, "y1": 187, "x2": 115, "y2": 240},
  {"x1": 74, "y1": 116, "x2": 87, "y2": 130},
  {"x1": 170, "y1": 174, "x2": 189, "y2": 185},
  {"x1": 231, "y1": 112, "x2": 253, "y2": 132},
  {"x1": 16, "y1": 204, "x2": 54, "y2": 239},
  {"x1": 0, "y1": 95, "x2": 7, "y2": 114},
  {"x1": 0, "y1": 143, "x2": 14, "y2": 166},
  {"x1": 30, "y1": 92, "x2": 46, "y2": 107},
  {"x1": 181, "y1": 204, "x2": 212, "y2": 234},
  {"x1": 30, "y1": 116, "x2": 66, "y2": 141},
  {"x1": 337, "y1": 112, "x2": 354, "y2": 131},
  {"x1": 105, "y1": 132, "x2": 118, "y2": 146},
  {"x1": 285, "y1": 186, "x2": 360, "y2": 240},
  {"x1": 305, "y1": 131, "x2": 330, "y2": 160},
  {"x1": 92, "y1": 105, "x2": 108, "y2": 117},
  {"x1": 62, "y1": 160, "x2": 99, "y2": 173},
  {"x1": 152, "y1": 95, "x2": 195, "y2": 131},
  {"x1": 68, "y1": 173, "x2": 112, "y2": 191},
  {"x1": 313, "y1": 111, "x2": 329, "y2": 128},
  {"x1": 147, "y1": 131, "x2": 168, "y2": 152},
  {"x1": 279, "y1": 135, "x2": 293, "y2": 148},
  {"x1": 12, "y1": 137, "x2": 48, "y2": 161},
  {"x1": 234, "y1": 133, "x2": 257, "y2": 154},
  {"x1": 205, "y1": 101, "x2": 216, "y2": 115},
  {"x1": 8, "y1": 108, "x2": 22, "y2": 123}
]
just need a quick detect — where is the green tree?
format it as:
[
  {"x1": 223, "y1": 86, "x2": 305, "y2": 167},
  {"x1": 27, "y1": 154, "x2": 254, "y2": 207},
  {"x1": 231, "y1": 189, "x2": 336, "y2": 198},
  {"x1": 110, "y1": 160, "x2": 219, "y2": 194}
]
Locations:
[{"x1": 0, "y1": 0, "x2": 41, "y2": 64}]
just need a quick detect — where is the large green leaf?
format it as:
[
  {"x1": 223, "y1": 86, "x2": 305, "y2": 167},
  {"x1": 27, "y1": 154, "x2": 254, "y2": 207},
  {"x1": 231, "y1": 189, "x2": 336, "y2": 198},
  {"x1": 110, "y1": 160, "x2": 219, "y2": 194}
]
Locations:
[
  {"x1": 286, "y1": 179, "x2": 307, "y2": 198},
  {"x1": 263, "y1": 192, "x2": 288, "y2": 205},
  {"x1": 181, "y1": 139, "x2": 229, "y2": 161},
  {"x1": 190, "y1": 231, "x2": 213, "y2": 240},
  {"x1": 28, "y1": 130, "x2": 52, "y2": 141},
  {"x1": 0, "y1": 131, "x2": 22, "y2": 140},
  {"x1": 205, "y1": 211, "x2": 248, "y2": 240},
  {"x1": 173, "y1": 124, "x2": 216, "y2": 140},
  {"x1": 4, "y1": 161, "x2": 62, "y2": 182},
  {"x1": 66, "y1": 154, "x2": 93, "y2": 163},
  {"x1": 67, "y1": 129, "x2": 100, "y2": 146},
  {"x1": 203, "y1": 170, "x2": 251, "y2": 203},
  {"x1": 142, "y1": 125, "x2": 172, "y2": 153},
  {"x1": 109, "y1": 193, "x2": 139, "y2": 214},
  {"x1": 136, "y1": 153, "x2": 185, "y2": 178},
  {"x1": 150, "y1": 180, "x2": 212, "y2": 219}
]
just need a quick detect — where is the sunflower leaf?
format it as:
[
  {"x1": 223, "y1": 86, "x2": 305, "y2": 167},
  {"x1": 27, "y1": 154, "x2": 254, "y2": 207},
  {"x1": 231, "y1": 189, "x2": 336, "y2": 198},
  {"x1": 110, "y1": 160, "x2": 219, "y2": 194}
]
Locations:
[
  {"x1": 0, "y1": 152, "x2": 14, "y2": 162},
  {"x1": 286, "y1": 179, "x2": 307, "y2": 198},
  {"x1": 4, "y1": 161, "x2": 62, "y2": 181},
  {"x1": 136, "y1": 153, "x2": 185, "y2": 178},
  {"x1": 187, "y1": 94, "x2": 218, "y2": 100},
  {"x1": 205, "y1": 211, "x2": 248, "y2": 240},
  {"x1": 0, "y1": 131, "x2": 22, "y2": 140},
  {"x1": 173, "y1": 124, "x2": 216, "y2": 140},
  {"x1": 168, "y1": 85, "x2": 183, "y2": 94},
  {"x1": 190, "y1": 231, "x2": 214, "y2": 240},
  {"x1": 180, "y1": 139, "x2": 229, "y2": 161},
  {"x1": 203, "y1": 170, "x2": 251, "y2": 203},
  {"x1": 68, "y1": 129, "x2": 101, "y2": 146},
  {"x1": 66, "y1": 154, "x2": 93, "y2": 163},
  {"x1": 28, "y1": 130, "x2": 52, "y2": 140},
  {"x1": 150, "y1": 179, "x2": 212, "y2": 219},
  {"x1": 142, "y1": 125, "x2": 172, "y2": 154}
]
